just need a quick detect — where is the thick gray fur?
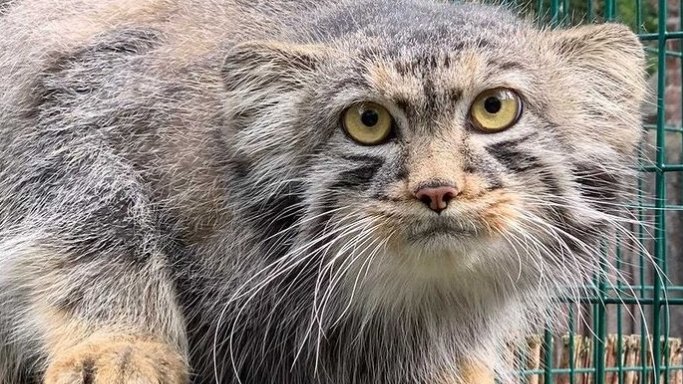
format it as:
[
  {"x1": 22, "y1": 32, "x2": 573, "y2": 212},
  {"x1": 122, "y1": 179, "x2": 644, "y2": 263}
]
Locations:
[{"x1": 0, "y1": 0, "x2": 646, "y2": 383}]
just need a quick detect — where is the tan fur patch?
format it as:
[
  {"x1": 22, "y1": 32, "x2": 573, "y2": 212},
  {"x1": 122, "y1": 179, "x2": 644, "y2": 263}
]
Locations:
[
  {"x1": 459, "y1": 173, "x2": 519, "y2": 234},
  {"x1": 41, "y1": 0, "x2": 173, "y2": 45},
  {"x1": 407, "y1": 138, "x2": 467, "y2": 194},
  {"x1": 366, "y1": 61, "x2": 424, "y2": 104},
  {"x1": 458, "y1": 359, "x2": 495, "y2": 384},
  {"x1": 459, "y1": 172, "x2": 489, "y2": 199},
  {"x1": 478, "y1": 190, "x2": 519, "y2": 234},
  {"x1": 44, "y1": 333, "x2": 187, "y2": 384},
  {"x1": 437, "y1": 360, "x2": 495, "y2": 384},
  {"x1": 453, "y1": 50, "x2": 487, "y2": 92},
  {"x1": 14, "y1": 248, "x2": 189, "y2": 382}
]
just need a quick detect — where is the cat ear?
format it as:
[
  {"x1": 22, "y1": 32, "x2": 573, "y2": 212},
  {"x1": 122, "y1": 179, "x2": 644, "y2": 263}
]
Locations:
[
  {"x1": 550, "y1": 24, "x2": 647, "y2": 154},
  {"x1": 222, "y1": 41, "x2": 328, "y2": 92},
  {"x1": 551, "y1": 23, "x2": 646, "y2": 101}
]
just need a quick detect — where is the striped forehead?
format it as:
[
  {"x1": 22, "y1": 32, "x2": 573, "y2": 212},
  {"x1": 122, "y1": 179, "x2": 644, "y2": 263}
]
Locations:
[{"x1": 361, "y1": 49, "x2": 520, "y2": 125}]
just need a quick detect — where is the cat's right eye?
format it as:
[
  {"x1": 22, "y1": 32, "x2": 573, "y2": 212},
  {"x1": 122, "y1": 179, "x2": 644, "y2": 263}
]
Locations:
[
  {"x1": 342, "y1": 102, "x2": 394, "y2": 145},
  {"x1": 469, "y1": 88, "x2": 523, "y2": 133}
]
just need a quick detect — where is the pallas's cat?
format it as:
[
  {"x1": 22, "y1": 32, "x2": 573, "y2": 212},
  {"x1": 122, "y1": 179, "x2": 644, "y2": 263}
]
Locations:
[{"x1": 0, "y1": 0, "x2": 645, "y2": 383}]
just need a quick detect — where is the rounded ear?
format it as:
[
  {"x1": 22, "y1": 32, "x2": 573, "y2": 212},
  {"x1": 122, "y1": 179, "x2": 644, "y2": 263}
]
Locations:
[
  {"x1": 222, "y1": 41, "x2": 329, "y2": 92},
  {"x1": 219, "y1": 41, "x2": 332, "y2": 145},
  {"x1": 551, "y1": 23, "x2": 647, "y2": 103},
  {"x1": 548, "y1": 23, "x2": 648, "y2": 154}
]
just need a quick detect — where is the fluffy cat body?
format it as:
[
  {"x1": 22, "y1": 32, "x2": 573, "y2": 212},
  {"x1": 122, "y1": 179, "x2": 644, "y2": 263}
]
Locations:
[{"x1": 0, "y1": 0, "x2": 646, "y2": 383}]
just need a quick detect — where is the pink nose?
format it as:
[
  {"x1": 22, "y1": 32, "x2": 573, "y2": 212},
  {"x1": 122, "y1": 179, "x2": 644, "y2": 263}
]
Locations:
[{"x1": 414, "y1": 185, "x2": 459, "y2": 214}]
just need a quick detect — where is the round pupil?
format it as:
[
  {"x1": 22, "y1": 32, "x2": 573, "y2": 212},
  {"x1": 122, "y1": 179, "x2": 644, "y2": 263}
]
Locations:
[
  {"x1": 360, "y1": 110, "x2": 379, "y2": 127},
  {"x1": 484, "y1": 96, "x2": 502, "y2": 114}
]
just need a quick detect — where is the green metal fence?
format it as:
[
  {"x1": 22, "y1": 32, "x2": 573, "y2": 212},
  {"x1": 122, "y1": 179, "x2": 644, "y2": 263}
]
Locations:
[{"x1": 485, "y1": 0, "x2": 683, "y2": 383}]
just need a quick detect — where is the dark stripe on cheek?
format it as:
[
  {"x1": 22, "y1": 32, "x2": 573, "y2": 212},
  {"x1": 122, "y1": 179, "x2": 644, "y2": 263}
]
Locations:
[
  {"x1": 231, "y1": 152, "x2": 305, "y2": 259},
  {"x1": 485, "y1": 136, "x2": 563, "y2": 195},
  {"x1": 538, "y1": 170, "x2": 562, "y2": 196},
  {"x1": 372, "y1": 160, "x2": 408, "y2": 201},
  {"x1": 572, "y1": 162, "x2": 620, "y2": 208},
  {"x1": 330, "y1": 155, "x2": 384, "y2": 190},
  {"x1": 393, "y1": 162, "x2": 409, "y2": 181},
  {"x1": 245, "y1": 187, "x2": 305, "y2": 261},
  {"x1": 486, "y1": 138, "x2": 541, "y2": 173}
]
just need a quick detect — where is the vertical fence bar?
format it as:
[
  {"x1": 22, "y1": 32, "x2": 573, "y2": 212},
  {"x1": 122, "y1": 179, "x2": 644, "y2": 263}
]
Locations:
[
  {"x1": 569, "y1": 307, "x2": 576, "y2": 384},
  {"x1": 617, "y1": 242, "x2": 625, "y2": 384},
  {"x1": 550, "y1": 0, "x2": 560, "y2": 25},
  {"x1": 544, "y1": 329, "x2": 553, "y2": 383},
  {"x1": 604, "y1": 0, "x2": 614, "y2": 20},
  {"x1": 594, "y1": 262, "x2": 607, "y2": 384},
  {"x1": 653, "y1": 0, "x2": 668, "y2": 381}
]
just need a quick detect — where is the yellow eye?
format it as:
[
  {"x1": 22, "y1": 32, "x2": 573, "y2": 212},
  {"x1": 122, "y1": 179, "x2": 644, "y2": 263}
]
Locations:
[
  {"x1": 469, "y1": 88, "x2": 522, "y2": 132},
  {"x1": 342, "y1": 102, "x2": 393, "y2": 145}
]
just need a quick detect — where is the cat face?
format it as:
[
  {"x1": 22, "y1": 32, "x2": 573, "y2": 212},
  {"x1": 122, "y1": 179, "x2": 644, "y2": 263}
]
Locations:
[{"x1": 221, "y1": 1, "x2": 645, "y2": 312}]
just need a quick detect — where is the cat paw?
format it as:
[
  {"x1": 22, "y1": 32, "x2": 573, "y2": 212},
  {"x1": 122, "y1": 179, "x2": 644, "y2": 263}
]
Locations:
[{"x1": 43, "y1": 336, "x2": 188, "y2": 384}]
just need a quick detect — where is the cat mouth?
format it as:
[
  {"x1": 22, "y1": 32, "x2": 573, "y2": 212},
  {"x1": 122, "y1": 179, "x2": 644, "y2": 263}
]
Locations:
[{"x1": 405, "y1": 220, "x2": 480, "y2": 243}]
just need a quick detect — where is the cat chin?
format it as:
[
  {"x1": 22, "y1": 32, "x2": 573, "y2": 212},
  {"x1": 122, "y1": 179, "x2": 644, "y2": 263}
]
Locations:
[
  {"x1": 384, "y1": 239, "x2": 495, "y2": 280},
  {"x1": 341, "y1": 235, "x2": 526, "y2": 310},
  {"x1": 396, "y1": 224, "x2": 497, "y2": 258},
  {"x1": 403, "y1": 232, "x2": 485, "y2": 254}
]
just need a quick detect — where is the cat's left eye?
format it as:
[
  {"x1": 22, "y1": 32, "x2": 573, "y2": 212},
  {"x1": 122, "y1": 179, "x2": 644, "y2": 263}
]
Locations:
[
  {"x1": 469, "y1": 88, "x2": 522, "y2": 133},
  {"x1": 342, "y1": 102, "x2": 394, "y2": 145}
]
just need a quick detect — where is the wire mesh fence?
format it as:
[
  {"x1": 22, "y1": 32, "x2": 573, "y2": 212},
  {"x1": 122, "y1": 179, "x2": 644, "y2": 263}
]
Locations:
[{"x1": 480, "y1": 0, "x2": 683, "y2": 383}]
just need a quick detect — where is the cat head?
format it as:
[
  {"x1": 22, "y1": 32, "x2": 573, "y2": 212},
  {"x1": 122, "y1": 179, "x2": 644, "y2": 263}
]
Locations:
[{"x1": 220, "y1": 0, "x2": 646, "y2": 317}]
